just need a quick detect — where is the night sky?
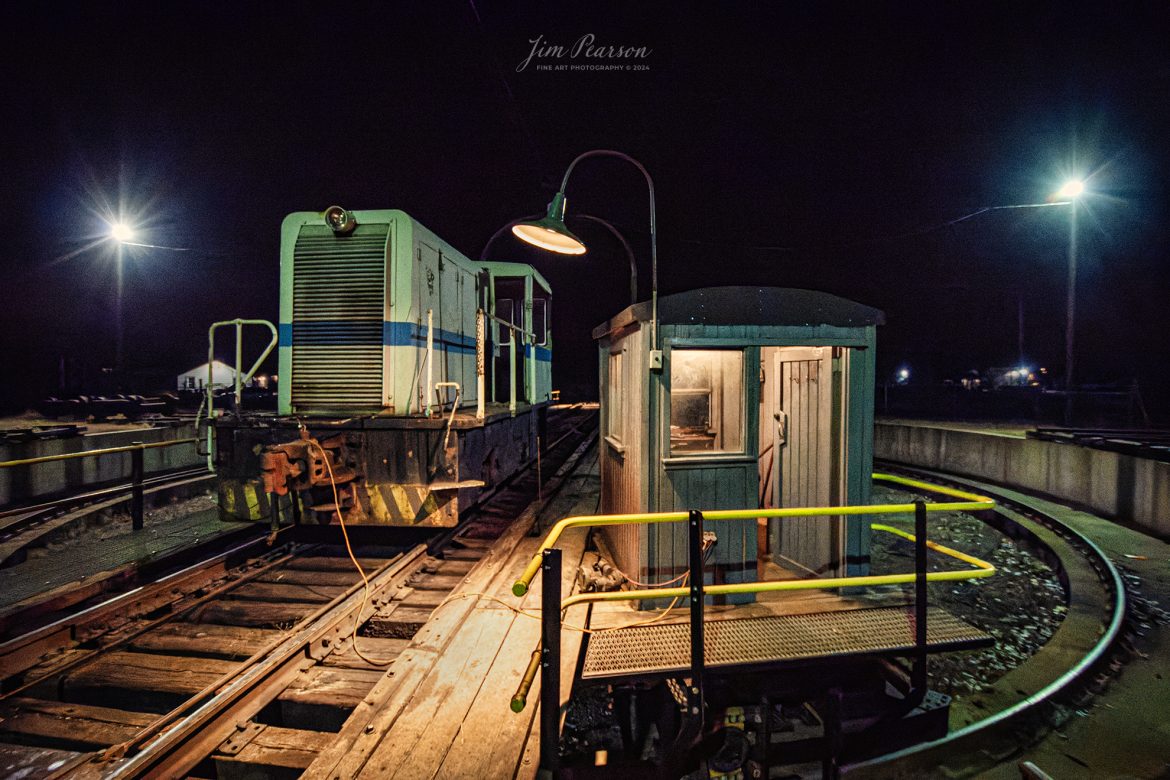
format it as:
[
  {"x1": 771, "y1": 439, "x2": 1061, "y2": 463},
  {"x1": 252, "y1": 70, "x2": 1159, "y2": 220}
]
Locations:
[{"x1": 2, "y1": 2, "x2": 1168, "y2": 418}]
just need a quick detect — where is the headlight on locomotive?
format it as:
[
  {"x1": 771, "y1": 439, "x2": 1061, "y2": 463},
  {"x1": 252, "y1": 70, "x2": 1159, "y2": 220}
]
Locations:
[{"x1": 324, "y1": 205, "x2": 357, "y2": 234}]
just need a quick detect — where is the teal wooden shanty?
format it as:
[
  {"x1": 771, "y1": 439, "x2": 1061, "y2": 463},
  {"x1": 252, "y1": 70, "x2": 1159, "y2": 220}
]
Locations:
[{"x1": 593, "y1": 286, "x2": 884, "y2": 604}]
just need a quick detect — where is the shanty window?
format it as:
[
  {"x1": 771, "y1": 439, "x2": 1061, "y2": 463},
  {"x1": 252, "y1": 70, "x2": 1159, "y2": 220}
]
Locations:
[
  {"x1": 670, "y1": 349, "x2": 744, "y2": 455},
  {"x1": 607, "y1": 349, "x2": 623, "y2": 445}
]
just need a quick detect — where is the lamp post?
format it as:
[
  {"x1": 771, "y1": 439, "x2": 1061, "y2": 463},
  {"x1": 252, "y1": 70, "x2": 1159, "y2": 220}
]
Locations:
[
  {"x1": 1054, "y1": 179, "x2": 1084, "y2": 425},
  {"x1": 511, "y1": 149, "x2": 660, "y2": 363},
  {"x1": 108, "y1": 221, "x2": 134, "y2": 372},
  {"x1": 481, "y1": 212, "x2": 639, "y2": 305}
]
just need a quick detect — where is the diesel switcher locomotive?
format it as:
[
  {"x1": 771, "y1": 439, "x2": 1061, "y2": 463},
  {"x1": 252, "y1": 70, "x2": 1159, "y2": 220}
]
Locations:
[{"x1": 212, "y1": 207, "x2": 553, "y2": 529}]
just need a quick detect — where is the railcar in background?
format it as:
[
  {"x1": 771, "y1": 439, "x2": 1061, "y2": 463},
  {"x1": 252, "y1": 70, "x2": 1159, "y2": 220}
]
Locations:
[{"x1": 213, "y1": 207, "x2": 553, "y2": 528}]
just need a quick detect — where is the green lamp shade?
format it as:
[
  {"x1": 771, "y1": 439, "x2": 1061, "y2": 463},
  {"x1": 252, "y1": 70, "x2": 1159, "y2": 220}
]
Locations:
[
  {"x1": 511, "y1": 191, "x2": 587, "y2": 255},
  {"x1": 511, "y1": 219, "x2": 586, "y2": 254}
]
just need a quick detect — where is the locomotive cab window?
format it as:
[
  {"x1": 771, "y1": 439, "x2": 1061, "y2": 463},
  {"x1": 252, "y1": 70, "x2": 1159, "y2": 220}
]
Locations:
[
  {"x1": 669, "y1": 349, "x2": 744, "y2": 454},
  {"x1": 496, "y1": 298, "x2": 514, "y2": 342},
  {"x1": 532, "y1": 297, "x2": 548, "y2": 346}
]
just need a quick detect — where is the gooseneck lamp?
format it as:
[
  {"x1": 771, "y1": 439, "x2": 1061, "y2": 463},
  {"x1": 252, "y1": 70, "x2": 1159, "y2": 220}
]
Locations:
[
  {"x1": 484, "y1": 211, "x2": 637, "y2": 305},
  {"x1": 510, "y1": 192, "x2": 586, "y2": 254},
  {"x1": 511, "y1": 149, "x2": 660, "y2": 363}
]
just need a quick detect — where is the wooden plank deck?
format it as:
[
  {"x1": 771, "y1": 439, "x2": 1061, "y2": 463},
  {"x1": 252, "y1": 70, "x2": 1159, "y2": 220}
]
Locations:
[{"x1": 301, "y1": 440, "x2": 599, "y2": 780}]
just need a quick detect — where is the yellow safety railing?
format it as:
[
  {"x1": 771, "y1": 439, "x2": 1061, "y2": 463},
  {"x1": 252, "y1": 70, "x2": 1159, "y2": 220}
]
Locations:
[
  {"x1": 553, "y1": 524, "x2": 994, "y2": 609},
  {"x1": 509, "y1": 474, "x2": 997, "y2": 714},
  {"x1": 512, "y1": 472, "x2": 994, "y2": 597}
]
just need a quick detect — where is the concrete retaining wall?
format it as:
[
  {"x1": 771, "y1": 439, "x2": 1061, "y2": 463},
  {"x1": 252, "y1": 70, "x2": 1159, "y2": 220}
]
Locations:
[
  {"x1": 875, "y1": 422, "x2": 1170, "y2": 539},
  {"x1": 0, "y1": 424, "x2": 203, "y2": 506}
]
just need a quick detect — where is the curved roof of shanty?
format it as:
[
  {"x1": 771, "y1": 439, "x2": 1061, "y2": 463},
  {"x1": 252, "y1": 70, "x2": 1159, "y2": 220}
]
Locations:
[{"x1": 592, "y1": 286, "x2": 885, "y2": 340}]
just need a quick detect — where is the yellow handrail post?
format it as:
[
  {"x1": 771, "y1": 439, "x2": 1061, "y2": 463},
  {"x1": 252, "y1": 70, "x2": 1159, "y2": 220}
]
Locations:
[{"x1": 508, "y1": 473, "x2": 999, "y2": 712}]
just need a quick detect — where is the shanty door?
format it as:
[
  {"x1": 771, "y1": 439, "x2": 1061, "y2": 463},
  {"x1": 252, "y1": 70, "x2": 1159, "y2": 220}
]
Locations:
[{"x1": 771, "y1": 347, "x2": 841, "y2": 577}]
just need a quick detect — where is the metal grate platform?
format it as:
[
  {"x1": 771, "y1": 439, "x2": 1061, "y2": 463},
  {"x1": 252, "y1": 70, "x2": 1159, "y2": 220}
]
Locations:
[{"x1": 582, "y1": 606, "x2": 992, "y2": 681}]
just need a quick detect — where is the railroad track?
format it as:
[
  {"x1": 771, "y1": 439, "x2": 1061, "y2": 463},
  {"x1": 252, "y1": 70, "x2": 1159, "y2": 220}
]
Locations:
[
  {"x1": 0, "y1": 404, "x2": 597, "y2": 779},
  {"x1": 0, "y1": 467, "x2": 215, "y2": 567},
  {"x1": 848, "y1": 462, "x2": 1130, "y2": 776}
]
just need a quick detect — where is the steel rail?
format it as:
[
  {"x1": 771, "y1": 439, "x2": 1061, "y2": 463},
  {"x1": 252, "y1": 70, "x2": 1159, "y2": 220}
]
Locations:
[
  {"x1": 843, "y1": 464, "x2": 1129, "y2": 774},
  {"x1": 91, "y1": 545, "x2": 426, "y2": 779},
  {"x1": 0, "y1": 466, "x2": 211, "y2": 524},
  {"x1": 1, "y1": 534, "x2": 297, "y2": 695},
  {"x1": 12, "y1": 404, "x2": 597, "y2": 777},
  {"x1": 0, "y1": 532, "x2": 279, "y2": 681},
  {"x1": 0, "y1": 471, "x2": 213, "y2": 551}
]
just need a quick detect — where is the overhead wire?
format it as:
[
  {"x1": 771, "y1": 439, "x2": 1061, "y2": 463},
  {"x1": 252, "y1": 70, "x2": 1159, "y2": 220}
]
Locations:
[{"x1": 675, "y1": 200, "x2": 1072, "y2": 254}]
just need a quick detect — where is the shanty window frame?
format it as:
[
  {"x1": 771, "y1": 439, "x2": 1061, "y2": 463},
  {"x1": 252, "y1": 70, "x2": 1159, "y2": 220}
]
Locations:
[
  {"x1": 667, "y1": 347, "x2": 746, "y2": 457},
  {"x1": 605, "y1": 348, "x2": 625, "y2": 452}
]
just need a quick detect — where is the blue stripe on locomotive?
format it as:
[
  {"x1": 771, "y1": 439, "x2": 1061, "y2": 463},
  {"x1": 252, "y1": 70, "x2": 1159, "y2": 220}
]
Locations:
[{"x1": 279, "y1": 321, "x2": 550, "y2": 362}]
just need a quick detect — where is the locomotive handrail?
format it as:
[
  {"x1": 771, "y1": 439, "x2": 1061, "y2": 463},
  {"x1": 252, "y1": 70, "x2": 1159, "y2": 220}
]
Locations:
[
  {"x1": 486, "y1": 311, "x2": 535, "y2": 341},
  {"x1": 512, "y1": 473, "x2": 994, "y2": 597},
  {"x1": 205, "y1": 319, "x2": 279, "y2": 470},
  {"x1": 483, "y1": 311, "x2": 536, "y2": 415}
]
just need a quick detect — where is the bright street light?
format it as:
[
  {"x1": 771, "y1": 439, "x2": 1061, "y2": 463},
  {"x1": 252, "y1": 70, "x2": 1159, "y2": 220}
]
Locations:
[
  {"x1": 510, "y1": 193, "x2": 587, "y2": 255},
  {"x1": 1055, "y1": 179, "x2": 1085, "y2": 200},
  {"x1": 109, "y1": 221, "x2": 135, "y2": 243}
]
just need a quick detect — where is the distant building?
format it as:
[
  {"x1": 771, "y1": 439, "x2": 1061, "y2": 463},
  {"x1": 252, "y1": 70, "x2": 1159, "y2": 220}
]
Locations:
[{"x1": 177, "y1": 360, "x2": 237, "y2": 391}]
